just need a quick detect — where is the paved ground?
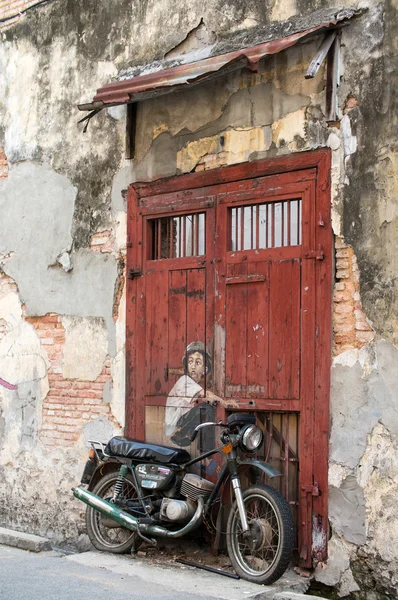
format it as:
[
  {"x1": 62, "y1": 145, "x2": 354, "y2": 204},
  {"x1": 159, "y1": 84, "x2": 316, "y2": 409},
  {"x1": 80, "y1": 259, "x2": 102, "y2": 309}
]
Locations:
[
  {"x1": 0, "y1": 545, "x2": 223, "y2": 600},
  {"x1": 0, "y1": 544, "x2": 312, "y2": 600}
]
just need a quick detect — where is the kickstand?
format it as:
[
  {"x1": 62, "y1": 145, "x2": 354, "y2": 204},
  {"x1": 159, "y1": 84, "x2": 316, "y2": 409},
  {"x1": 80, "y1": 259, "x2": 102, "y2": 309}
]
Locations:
[{"x1": 135, "y1": 525, "x2": 157, "y2": 548}]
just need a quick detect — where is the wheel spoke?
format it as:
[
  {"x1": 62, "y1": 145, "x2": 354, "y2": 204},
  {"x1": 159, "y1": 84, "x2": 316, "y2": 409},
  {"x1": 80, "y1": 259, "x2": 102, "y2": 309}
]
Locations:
[{"x1": 90, "y1": 476, "x2": 138, "y2": 549}]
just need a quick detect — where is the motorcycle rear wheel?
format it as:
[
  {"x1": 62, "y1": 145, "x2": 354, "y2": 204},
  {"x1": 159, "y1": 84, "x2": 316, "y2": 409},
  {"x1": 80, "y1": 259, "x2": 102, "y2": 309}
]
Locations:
[
  {"x1": 226, "y1": 484, "x2": 294, "y2": 585},
  {"x1": 86, "y1": 471, "x2": 142, "y2": 554}
]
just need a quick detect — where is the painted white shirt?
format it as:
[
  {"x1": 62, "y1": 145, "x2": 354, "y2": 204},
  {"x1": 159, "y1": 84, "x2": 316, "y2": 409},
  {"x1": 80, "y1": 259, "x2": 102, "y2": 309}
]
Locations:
[{"x1": 164, "y1": 375, "x2": 202, "y2": 437}]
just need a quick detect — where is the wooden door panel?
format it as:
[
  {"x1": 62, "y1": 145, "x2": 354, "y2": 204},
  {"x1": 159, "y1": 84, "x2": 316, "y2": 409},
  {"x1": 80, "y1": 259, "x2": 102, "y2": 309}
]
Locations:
[
  {"x1": 168, "y1": 269, "x2": 188, "y2": 388},
  {"x1": 146, "y1": 270, "x2": 169, "y2": 395},
  {"x1": 186, "y1": 269, "x2": 206, "y2": 346},
  {"x1": 268, "y1": 259, "x2": 301, "y2": 400},
  {"x1": 146, "y1": 268, "x2": 207, "y2": 397},
  {"x1": 225, "y1": 262, "x2": 270, "y2": 398},
  {"x1": 225, "y1": 263, "x2": 248, "y2": 397},
  {"x1": 246, "y1": 261, "x2": 270, "y2": 398}
]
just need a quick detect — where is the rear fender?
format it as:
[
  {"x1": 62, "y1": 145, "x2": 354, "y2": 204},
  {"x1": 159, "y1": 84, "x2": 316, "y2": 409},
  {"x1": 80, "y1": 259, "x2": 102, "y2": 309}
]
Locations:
[{"x1": 87, "y1": 460, "x2": 121, "y2": 491}]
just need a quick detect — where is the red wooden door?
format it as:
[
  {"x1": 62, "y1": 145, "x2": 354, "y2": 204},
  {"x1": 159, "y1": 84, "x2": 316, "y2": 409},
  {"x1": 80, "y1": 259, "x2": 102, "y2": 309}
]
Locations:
[
  {"x1": 126, "y1": 191, "x2": 217, "y2": 459},
  {"x1": 126, "y1": 151, "x2": 332, "y2": 567},
  {"x1": 213, "y1": 169, "x2": 319, "y2": 565}
]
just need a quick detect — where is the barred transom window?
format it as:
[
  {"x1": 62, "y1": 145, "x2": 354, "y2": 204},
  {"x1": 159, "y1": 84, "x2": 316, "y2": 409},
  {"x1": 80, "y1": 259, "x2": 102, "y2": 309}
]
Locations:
[
  {"x1": 150, "y1": 213, "x2": 206, "y2": 260},
  {"x1": 230, "y1": 199, "x2": 302, "y2": 251}
]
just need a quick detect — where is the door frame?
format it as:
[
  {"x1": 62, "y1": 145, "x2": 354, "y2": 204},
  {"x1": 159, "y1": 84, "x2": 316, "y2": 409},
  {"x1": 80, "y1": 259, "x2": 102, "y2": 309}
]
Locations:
[{"x1": 126, "y1": 149, "x2": 332, "y2": 564}]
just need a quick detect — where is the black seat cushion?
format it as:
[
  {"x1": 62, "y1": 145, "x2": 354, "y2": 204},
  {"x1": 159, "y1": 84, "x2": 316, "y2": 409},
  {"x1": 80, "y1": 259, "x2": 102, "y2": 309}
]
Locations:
[{"x1": 105, "y1": 436, "x2": 191, "y2": 464}]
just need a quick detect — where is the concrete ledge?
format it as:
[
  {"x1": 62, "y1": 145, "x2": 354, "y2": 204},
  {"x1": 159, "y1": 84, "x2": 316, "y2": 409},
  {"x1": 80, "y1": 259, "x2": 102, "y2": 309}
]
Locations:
[
  {"x1": 0, "y1": 527, "x2": 52, "y2": 552},
  {"x1": 273, "y1": 593, "x2": 328, "y2": 600}
]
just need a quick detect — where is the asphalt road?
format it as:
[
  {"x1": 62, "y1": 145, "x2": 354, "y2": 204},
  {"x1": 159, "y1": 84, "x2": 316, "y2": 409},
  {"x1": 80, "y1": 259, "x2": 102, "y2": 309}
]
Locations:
[{"x1": 0, "y1": 545, "x2": 224, "y2": 600}]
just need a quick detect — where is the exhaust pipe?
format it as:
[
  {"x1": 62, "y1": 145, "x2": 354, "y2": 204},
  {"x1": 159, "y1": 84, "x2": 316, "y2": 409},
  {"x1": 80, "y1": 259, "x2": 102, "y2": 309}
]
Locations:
[{"x1": 73, "y1": 487, "x2": 203, "y2": 538}]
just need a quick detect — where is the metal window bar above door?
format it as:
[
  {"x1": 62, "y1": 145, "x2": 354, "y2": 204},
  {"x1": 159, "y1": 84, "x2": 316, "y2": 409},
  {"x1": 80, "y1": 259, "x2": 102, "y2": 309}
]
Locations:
[
  {"x1": 230, "y1": 199, "x2": 302, "y2": 251},
  {"x1": 150, "y1": 212, "x2": 206, "y2": 259}
]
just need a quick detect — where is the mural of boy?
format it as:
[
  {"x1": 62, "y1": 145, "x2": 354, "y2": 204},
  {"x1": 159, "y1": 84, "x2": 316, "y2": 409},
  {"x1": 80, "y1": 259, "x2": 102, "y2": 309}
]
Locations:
[{"x1": 165, "y1": 341, "x2": 236, "y2": 450}]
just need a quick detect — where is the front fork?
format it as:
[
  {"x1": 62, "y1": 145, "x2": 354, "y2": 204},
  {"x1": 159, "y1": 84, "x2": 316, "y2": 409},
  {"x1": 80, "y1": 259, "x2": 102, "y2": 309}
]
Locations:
[{"x1": 228, "y1": 450, "x2": 249, "y2": 533}]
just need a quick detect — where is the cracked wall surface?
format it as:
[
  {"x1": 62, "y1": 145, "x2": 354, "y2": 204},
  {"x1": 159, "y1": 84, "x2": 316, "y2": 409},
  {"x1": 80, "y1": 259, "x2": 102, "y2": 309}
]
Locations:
[{"x1": 0, "y1": 0, "x2": 397, "y2": 594}]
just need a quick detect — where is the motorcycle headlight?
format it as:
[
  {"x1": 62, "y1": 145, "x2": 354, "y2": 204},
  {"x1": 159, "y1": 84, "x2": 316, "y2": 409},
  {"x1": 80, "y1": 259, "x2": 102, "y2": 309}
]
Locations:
[{"x1": 240, "y1": 424, "x2": 263, "y2": 452}]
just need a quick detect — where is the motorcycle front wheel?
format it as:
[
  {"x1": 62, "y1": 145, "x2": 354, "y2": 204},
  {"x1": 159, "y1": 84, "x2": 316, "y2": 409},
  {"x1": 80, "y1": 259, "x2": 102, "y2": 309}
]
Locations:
[
  {"x1": 226, "y1": 484, "x2": 294, "y2": 585},
  {"x1": 86, "y1": 471, "x2": 141, "y2": 554}
]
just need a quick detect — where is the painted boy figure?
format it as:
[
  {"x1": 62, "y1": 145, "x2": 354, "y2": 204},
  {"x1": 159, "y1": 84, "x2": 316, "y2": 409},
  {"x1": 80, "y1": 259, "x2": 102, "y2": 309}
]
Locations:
[{"x1": 165, "y1": 341, "x2": 235, "y2": 450}]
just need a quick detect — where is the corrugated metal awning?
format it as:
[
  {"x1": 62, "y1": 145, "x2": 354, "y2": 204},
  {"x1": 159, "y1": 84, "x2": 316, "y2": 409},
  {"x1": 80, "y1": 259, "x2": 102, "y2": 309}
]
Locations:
[{"x1": 78, "y1": 8, "x2": 359, "y2": 113}]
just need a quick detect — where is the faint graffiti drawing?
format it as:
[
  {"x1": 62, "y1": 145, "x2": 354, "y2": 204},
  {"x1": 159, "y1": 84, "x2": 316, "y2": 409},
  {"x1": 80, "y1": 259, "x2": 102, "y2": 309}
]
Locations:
[{"x1": 0, "y1": 377, "x2": 17, "y2": 390}]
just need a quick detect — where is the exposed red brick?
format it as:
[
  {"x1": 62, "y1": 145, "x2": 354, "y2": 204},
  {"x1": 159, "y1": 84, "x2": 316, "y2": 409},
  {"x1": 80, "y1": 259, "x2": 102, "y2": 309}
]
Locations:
[
  {"x1": 0, "y1": 148, "x2": 8, "y2": 179},
  {"x1": 195, "y1": 150, "x2": 229, "y2": 172},
  {"x1": 26, "y1": 313, "x2": 118, "y2": 447},
  {"x1": 333, "y1": 237, "x2": 375, "y2": 356},
  {"x1": 0, "y1": 1, "x2": 43, "y2": 24},
  {"x1": 89, "y1": 230, "x2": 115, "y2": 253},
  {"x1": 344, "y1": 95, "x2": 359, "y2": 113}
]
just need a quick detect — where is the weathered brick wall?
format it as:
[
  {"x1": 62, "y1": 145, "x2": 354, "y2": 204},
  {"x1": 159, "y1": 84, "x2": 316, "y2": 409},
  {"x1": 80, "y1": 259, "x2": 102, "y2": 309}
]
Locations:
[
  {"x1": 0, "y1": 148, "x2": 8, "y2": 179},
  {"x1": 89, "y1": 230, "x2": 115, "y2": 253},
  {"x1": 195, "y1": 151, "x2": 228, "y2": 171},
  {"x1": 0, "y1": 0, "x2": 41, "y2": 19},
  {"x1": 26, "y1": 314, "x2": 116, "y2": 447},
  {"x1": 333, "y1": 236, "x2": 375, "y2": 355}
]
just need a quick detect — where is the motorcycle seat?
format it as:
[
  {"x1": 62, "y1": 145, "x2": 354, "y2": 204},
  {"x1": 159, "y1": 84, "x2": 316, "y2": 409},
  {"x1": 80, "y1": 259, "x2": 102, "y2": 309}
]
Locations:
[{"x1": 105, "y1": 436, "x2": 191, "y2": 465}]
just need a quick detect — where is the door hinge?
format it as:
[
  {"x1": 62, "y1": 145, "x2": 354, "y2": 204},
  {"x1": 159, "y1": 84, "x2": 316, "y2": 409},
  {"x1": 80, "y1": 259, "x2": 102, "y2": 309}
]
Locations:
[
  {"x1": 304, "y1": 247, "x2": 324, "y2": 261},
  {"x1": 128, "y1": 269, "x2": 142, "y2": 280},
  {"x1": 302, "y1": 482, "x2": 320, "y2": 497}
]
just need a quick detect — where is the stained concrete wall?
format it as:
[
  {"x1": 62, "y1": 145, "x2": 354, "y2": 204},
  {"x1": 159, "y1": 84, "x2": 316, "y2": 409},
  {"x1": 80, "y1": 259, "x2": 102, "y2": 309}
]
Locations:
[{"x1": 0, "y1": 0, "x2": 397, "y2": 596}]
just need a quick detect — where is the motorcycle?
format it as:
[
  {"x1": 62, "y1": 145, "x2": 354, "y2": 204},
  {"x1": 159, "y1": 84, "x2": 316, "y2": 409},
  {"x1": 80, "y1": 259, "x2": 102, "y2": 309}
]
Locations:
[{"x1": 73, "y1": 412, "x2": 294, "y2": 585}]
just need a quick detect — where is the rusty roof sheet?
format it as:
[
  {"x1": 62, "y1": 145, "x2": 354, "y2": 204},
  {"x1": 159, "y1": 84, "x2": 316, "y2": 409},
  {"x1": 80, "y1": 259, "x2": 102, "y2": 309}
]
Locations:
[{"x1": 78, "y1": 8, "x2": 360, "y2": 111}]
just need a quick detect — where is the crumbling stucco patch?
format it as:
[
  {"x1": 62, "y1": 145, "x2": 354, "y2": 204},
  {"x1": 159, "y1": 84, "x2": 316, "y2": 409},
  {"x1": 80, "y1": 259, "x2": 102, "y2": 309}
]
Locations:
[
  {"x1": 111, "y1": 165, "x2": 133, "y2": 255},
  {"x1": 330, "y1": 340, "x2": 398, "y2": 470},
  {"x1": 110, "y1": 351, "x2": 125, "y2": 429},
  {"x1": 135, "y1": 51, "x2": 322, "y2": 174},
  {"x1": 272, "y1": 109, "x2": 306, "y2": 149},
  {"x1": 62, "y1": 316, "x2": 108, "y2": 381},
  {"x1": 83, "y1": 415, "x2": 114, "y2": 446},
  {"x1": 0, "y1": 443, "x2": 92, "y2": 548},
  {"x1": 109, "y1": 273, "x2": 126, "y2": 428},
  {"x1": 341, "y1": 113, "x2": 357, "y2": 166},
  {"x1": 195, "y1": 126, "x2": 273, "y2": 171},
  {"x1": 56, "y1": 250, "x2": 73, "y2": 273},
  {"x1": 329, "y1": 474, "x2": 366, "y2": 545},
  {"x1": 0, "y1": 276, "x2": 49, "y2": 451},
  {"x1": 177, "y1": 135, "x2": 219, "y2": 173},
  {"x1": 315, "y1": 534, "x2": 359, "y2": 597},
  {"x1": 164, "y1": 19, "x2": 216, "y2": 60},
  {"x1": 358, "y1": 423, "x2": 398, "y2": 566},
  {"x1": 329, "y1": 340, "x2": 398, "y2": 594},
  {"x1": 178, "y1": 125, "x2": 275, "y2": 173},
  {"x1": 270, "y1": 0, "x2": 297, "y2": 22},
  {"x1": 0, "y1": 162, "x2": 119, "y2": 348}
]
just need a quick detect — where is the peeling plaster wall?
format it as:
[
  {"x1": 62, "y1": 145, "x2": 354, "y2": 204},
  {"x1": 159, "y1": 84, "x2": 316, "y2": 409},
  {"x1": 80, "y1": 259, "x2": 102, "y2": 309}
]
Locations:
[{"x1": 0, "y1": 0, "x2": 397, "y2": 595}]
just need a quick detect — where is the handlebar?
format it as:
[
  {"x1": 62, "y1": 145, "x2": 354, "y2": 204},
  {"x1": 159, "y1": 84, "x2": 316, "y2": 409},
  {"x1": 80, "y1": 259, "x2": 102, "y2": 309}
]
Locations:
[{"x1": 189, "y1": 421, "x2": 227, "y2": 443}]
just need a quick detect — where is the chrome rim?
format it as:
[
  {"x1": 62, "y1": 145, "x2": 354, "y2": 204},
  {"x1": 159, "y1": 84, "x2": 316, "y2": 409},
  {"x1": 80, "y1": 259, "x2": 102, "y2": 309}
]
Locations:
[{"x1": 230, "y1": 492, "x2": 282, "y2": 577}]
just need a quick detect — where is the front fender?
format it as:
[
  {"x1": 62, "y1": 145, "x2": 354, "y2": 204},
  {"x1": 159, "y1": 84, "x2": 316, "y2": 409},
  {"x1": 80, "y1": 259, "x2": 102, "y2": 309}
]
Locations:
[{"x1": 237, "y1": 459, "x2": 282, "y2": 480}]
